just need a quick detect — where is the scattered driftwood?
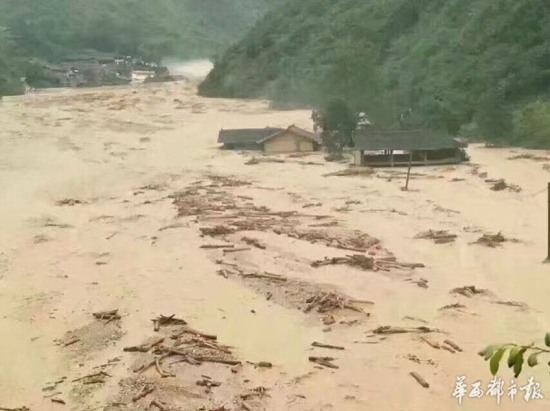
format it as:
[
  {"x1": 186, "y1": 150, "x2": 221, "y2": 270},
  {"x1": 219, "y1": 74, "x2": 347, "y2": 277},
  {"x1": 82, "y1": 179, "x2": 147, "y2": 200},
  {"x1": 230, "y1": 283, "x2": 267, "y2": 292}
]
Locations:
[
  {"x1": 200, "y1": 226, "x2": 236, "y2": 237},
  {"x1": 245, "y1": 157, "x2": 285, "y2": 165},
  {"x1": 63, "y1": 337, "x2": 80, "y2": 347},
  {"x1": 241, "y1": 402, "x2": 253, "y2": 411},
  {"x1": 488, "y1": 179, "x2": 521, "y2": 192},
  {"x1": 373, "y1": 326, "x2": 438, "y2": 335},
  {"x1": 420, "y1": 336, "x2": 440, "y2": 349},
  {"x1": 51, "y1": 399, "x2": 65, "y2": 405},
  {"x1": 493, "y1": 300, "x2": 529, "y2": 310},
  {"x1": 323, "y1": 314, "x2": 336, "y2": 325},
  {"x1": 439, "y1": 303, "x2": 466, "y2": 311},
  {"x1": 312, "y1": 341, "x2": 345, "y2": 350},
  {"x1": 508, "y1": 153, "x2": 550, "y2": 162},
  {"x1": 309, "y1": 356, "x2": 339, "y2": 369},
  {"x1": 56, "y1": 198, "x2": 82, "y2": 206},
  {"x1": 223, "y1": 247, "x2": 252, "y2": 254},
  {"x1": 451, "y1": 285, "x2": 489, "y2": 298},
  {"x1": 150, "y1": 400, "x2": 168, "y2": 411},
  {"x1": 72, "y1": 371, "x2": 110, "y2": 384},
  {"x1": 410, "y1": 372, "x2": 429, "y2": 388},
  {"x1": 414, "y1": 230, "x2": 457, "y2": 244},
  {"x1": 196, "y1": 376, "x2": 222, "y2": 388},
  {"x1": 303, "y1": 202, "x2": 322, "y2": 208},
  {"x1": 323, "y1": 167, "x2": 374, "y2": 178},
  {"x1": 473, "y1": 232, "x2": 513, "y2": 247},
  {"x1": 200, "y1": 244, "x2": 235, "y2": 249},
  {"x1": 311, "y1": 254, "x2": 424, "y2": 272},
  {"x1": 132, "y1": 384, "x2": 155, "y2": 402},
  {"x1": 171, "y1": 326, "x2": 217, "y2": 341},
  {"x1": 124, "y1": 337, "x2": 165, "y2": 353},
  {"x1": 304, "y1": 292, "x2": 363, "y2": 314},
  {"x1": 92, "y1": 310, "x2": 121, "y2": 322},
  {"x1": 0, "y1": 407, "x2": 31, "y2": 411},
  {"x1": 444, "y1": 339, "x2": 462, "y2": 352},
  {"x1": 155, "y1": 357, "x2": 175, "y2": 378},
  {"x1": 241, "y1": 236, "x2": 266, "y2": 249},
  {"x1": 152, "y1": 315, "x2": 187, "y2": 332},
  {"x1": 241, "y1": 272, "x2": 287, "y2": 282}
]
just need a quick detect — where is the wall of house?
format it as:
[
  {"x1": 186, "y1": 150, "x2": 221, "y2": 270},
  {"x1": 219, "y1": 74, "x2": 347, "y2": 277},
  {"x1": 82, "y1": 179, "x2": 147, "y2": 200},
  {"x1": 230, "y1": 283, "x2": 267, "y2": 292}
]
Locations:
[{"x1": 263, "y1": 131, "x2": 315, "y2": 153}]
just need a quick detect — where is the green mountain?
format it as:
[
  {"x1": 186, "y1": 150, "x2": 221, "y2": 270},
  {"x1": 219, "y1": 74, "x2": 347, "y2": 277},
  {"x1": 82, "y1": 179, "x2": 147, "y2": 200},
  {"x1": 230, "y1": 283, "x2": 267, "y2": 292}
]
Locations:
[
  {"x1": 0, "y1": 0, "x2": 279, "y2": 95},
  {"x1": 199, "y1": 0, "x2": 550, "y2": 146}
]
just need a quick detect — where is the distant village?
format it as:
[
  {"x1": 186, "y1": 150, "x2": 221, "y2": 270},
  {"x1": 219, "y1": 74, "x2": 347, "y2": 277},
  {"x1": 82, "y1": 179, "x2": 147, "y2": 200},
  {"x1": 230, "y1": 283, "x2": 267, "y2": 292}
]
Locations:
[{"x1": 23, "y1": 54, "x2": 187, "y2": 91}]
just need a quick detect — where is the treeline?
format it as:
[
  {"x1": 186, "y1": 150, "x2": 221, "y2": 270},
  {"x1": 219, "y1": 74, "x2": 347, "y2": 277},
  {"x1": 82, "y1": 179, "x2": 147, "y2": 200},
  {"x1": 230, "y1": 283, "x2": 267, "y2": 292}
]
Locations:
[
  {"x1": 0, "y1": 0, "x2": 279, "y2": 95},
  {"x1": 199, "y1": 0, "x2": 550, "y2": 147}
]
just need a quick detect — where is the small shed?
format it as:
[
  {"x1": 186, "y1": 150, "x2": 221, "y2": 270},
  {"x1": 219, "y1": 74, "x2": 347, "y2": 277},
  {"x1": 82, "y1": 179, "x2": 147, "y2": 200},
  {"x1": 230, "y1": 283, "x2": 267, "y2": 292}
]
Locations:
[
  {"x1": 352, "y1": 131, "x2": 468, "y2": 167},
  {"x1": 217, "y1": 125, "x2": 321, "y2": 152},
  {"x1": 260, "y1": 125, "x2": 321, "y2": 153},
  {"x1": 218, "y1": 127, "x2": 284, "y2": 150}
]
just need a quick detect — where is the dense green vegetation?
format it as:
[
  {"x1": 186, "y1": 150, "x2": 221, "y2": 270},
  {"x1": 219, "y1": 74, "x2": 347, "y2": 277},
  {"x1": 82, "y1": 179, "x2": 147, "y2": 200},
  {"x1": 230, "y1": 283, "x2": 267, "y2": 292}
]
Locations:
[
  {"x1": 0, "y1": 0, "x2": 278, "y2": 95},
  {"x1": 200, "y1": 0, "x2": 550, "y2": 146}
]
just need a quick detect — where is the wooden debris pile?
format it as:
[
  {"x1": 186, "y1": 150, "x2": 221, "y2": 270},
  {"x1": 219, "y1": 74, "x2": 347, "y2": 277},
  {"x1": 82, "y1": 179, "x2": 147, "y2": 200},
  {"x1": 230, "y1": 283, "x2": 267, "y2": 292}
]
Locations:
[
  {"x1": 487, "y1": 178, "x2": 522, "y2": 192},
  {"x1": 473, "y1": 232, "x2": 512, "y2": 247},
  {"x1": 200, "y1": 226, "x2": 236, "y2": 237},
  {"x1": 323, "y1": 167, "x2": 374, "y2": 178},
  {"x1": 451, "y1": 285, "x2": 490, "y2": 298},
  {"x1": 56, "y1": 198, "x2": 83, "y2": 206},
  {"x1": 92, "y1": 309, "x2": 121, "y2": 323},
  {"x1": 309, "y1": 356, "x2": 339, "y2": 369},
  {"x1": 127, "y1": 317, "x2": 241, "y2": 380},
  {"x1": 241, "y1": 236, "x2": 266, "y2": 249},
  {"x1": 304, "y1": 291, "x2": 366, "y2": 314},
  {"x1": 311, "y1": 254, "x2": 424, "y2": 272},
  {"x1": 508, "y1": 153, "x2": 550, "y2": 162},
  {"x1": 208, "y1": 175, "x2": 252, "y2": 187},
  {"x1": 170, "y1": 187, "x2": 238, "y2": 217},
  {"x1": 372, "y1": 325, "x2": 439, "y2": 335},
  {"x1": 245, "y1": 157, "x2": 285, "y2": 165},
  {"x1": 414, "y1": 230, "x2": 457, "y2": 244},
  {"x1": 284, "y1": 228, "x2": 381, "y2": 253}
]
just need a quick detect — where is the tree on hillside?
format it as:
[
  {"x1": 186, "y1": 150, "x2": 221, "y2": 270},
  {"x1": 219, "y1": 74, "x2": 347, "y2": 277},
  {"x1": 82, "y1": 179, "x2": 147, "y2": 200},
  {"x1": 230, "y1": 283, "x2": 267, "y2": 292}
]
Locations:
[
  {"x1": 312, "y1": 98, "x2": 358, "y2": 161},
  {"x1": 480, "y1": 333, "x2": 550, "y2": 378}
]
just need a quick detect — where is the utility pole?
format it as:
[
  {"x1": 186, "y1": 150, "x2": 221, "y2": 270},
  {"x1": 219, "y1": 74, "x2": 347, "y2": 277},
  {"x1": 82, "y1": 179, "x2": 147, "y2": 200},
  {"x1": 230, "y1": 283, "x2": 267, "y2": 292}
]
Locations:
[
  {"x1": 403, "y1": 151, "x2": 413, "y2": 191},
  {"x1": 545, "y1": 182, "x2": 550, "y2": 263}
]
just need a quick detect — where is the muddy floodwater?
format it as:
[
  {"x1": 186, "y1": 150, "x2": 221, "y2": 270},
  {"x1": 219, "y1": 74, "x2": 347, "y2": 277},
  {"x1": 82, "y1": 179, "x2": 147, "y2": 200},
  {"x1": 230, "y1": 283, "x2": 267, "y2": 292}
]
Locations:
[{"x1": 1, "y1": 79, "x2": 550, "y2": 411}]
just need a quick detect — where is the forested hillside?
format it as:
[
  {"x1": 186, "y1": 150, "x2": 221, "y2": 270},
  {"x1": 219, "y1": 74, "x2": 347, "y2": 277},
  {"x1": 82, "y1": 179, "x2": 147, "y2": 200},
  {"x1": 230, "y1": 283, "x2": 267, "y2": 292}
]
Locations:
[
  {"x1": 0, "y1": 0, "x2": 278, "y2": 95},
  {"x1": 199, "y1": 0, "x2": 550, "y2": 146}
]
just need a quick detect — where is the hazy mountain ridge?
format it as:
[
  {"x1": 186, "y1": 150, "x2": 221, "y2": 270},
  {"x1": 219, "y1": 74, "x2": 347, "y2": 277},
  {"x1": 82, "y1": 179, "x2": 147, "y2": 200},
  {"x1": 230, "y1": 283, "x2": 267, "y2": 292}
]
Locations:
[
  {"x1": 199, "y1": 0, "x2": 550, "y2": 145},
  {"x1": 0, "y1": 0, "x2": 280, "y2": 94}
]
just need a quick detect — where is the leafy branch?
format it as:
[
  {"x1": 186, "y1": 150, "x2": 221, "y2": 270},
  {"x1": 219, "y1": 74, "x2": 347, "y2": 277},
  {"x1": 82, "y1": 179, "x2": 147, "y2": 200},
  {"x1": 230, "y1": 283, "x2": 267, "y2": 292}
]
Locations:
[{"x1": 479, "y1": 333, "x2": 550, "y2": 377}]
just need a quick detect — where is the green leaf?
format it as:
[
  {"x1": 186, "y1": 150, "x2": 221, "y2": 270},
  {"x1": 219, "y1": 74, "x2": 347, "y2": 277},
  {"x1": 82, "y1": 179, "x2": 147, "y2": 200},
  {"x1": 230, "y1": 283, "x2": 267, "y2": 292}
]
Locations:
[
  {"x1": 508, "y1": 347, "x2": 520, "y2": 368},
  {"x1": 478, "y1": 345, "x2": 495, "y2": 361},
  {"x1": 527, "y1": 352, "x2": 539, "y2": 367},
  {"x1": 545, "y1": 333, "x2": 550, "y2": 348},
  {"x1": 490, "y1": 348, "x2": 506, "y2": 375},
  {"x1": 514, "y1": 352, "x2": 524, "y2": 378}
]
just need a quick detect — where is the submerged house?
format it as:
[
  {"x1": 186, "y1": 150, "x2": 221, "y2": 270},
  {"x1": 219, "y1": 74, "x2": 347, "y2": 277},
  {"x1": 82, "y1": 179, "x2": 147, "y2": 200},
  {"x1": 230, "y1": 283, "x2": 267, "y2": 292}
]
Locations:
[
  {"x1": 218, "y1": 125, "x2": 321, "y2": 153},
  {"x1": 352, "y1": 130, "x2": 468, "y2": 167}
]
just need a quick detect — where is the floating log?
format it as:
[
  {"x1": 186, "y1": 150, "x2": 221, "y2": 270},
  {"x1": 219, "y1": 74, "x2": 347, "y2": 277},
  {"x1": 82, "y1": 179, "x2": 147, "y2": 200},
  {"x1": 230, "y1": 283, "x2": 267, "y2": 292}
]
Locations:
[
  {"x1": 223, "y1": 248, "x2": 252, "y2": 254},
  {"x1": 443, "y1": 339, "x2": 463, "y2": 352},
  {"x1": 312, "y1": 341, "x2": 345, "y2": 350},
  {"x1": 200, "y1": 244, "x2": 235, "y2": 249},
  {"x1": 241, "y1": 272, "x2": 287, "y2": 282},
  {"x1": 309, "y1": 356, "x2": 339, "y2": 369},
  {"x1": 410, "y1": 372, "x2": 429, "y2": 388},
  {"x1": 132, "y1": 384, "x2": 155, "y2": 402}
]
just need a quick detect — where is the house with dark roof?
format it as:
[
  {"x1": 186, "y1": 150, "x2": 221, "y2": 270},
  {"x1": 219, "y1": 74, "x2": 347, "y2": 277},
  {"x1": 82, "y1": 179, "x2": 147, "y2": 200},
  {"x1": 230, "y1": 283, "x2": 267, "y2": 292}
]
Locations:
[
  {"x1": 218, "y1": 125, "x2": 321, "y2": 153},
  {"x1": 352, "y1": 130, "x2": 469, "y2": 167}
]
